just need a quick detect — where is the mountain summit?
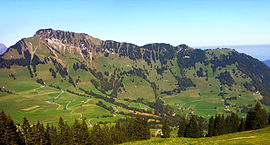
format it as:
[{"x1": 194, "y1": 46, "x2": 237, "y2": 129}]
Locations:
[{"x1": 1, "y1": 28, "x2": 270, "y2": 123}]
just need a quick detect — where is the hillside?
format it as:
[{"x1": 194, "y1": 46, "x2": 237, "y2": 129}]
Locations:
[
  {"x1": 264, "y1": 59, "x2": 270, "y2": 67},
  {"x1": 123, "y1": 126, "x2": 270, "y2": 145},
  {"x1": 1, "y1": 28, "x2": 270, "y2": 124}
]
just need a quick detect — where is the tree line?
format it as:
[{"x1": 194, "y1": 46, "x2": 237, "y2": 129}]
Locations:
[
  {"x1": 207, "y1": 102, "x2": 269, "y2": 137},
  {"x1": 162, "y1": 102, "x2": 269, "y2": 139},
  {"x1": 0, "y1": 113, "x2": 150, "y2": 145},
  {"x1": 0, "y1": 102, "x2": 269, "y2": 144}
]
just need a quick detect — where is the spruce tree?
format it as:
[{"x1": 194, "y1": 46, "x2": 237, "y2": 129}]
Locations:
[
  {"x1": 254, "y1": 102, "x2": 268, "y2": 128},
  {"x1": 0, "y1": 111, "x2": 7, "y2": 144},
  {"x1": 21, "y1": 117, "x2": 33, "y2": 144},
  {"x1": 58, "y1": 117, "x2": 72, "y2": 144},
  {"x1": 177, "y1": 116, "x2": 187, "y2": 137},
  {"x1": 49, "y1": 125, "x2": 58, "y2": 144},
  {"x1": 213, "y1": 114, "x2": 226, "y2": 136},
  {"x1": 4, "y1": 115, "x2": 21, "y2": 144},
  {"x1": 72, "y1": 119, "x2": 81, "y2": 144},
  {"x1": 45, "y1": 123, "x2": 51, "y2": 145},
  {"x1": 127, "y1": 115, "x2": 150, "y2": 141},
  {"x1": 102, "y1": 124, "x2": 113, "y2": 145},
  {"x1": 245, "y1": 108, "x2": 257, "y2": 130},
  {"x1": 268, "y1": 112, "x2": 270, "y2": 125},
  {"x1": 80, "y1": 119, "x2": 90, "y2": 144},
  {"x1": 224, "y1": 114, "x2": 230, "y2": 134},
  {"x1": 111, "y1": 121, "x2": 128, "y2": 144},
  {"x1": 198, "y1": 116, "x2": 204, "y2": 137},
  {"x1": 230, "y1": 112, "x2": 239, "y2": 133},
  {"x1": 238, "y1": 118, "x2": 245, "y2": 132},
  {"x1": 185, "y1": 115, "x2": 200, "y2": 138},
  {"x1": 162, "y1": 118, "x2": 170, "y2": 138},
  {"x1": 245, "y1": 102, "x2": 268, "y2": 130},
  {"x1": 220, "y1": 114, "x2": 226, "y2": 134},
  {"x1": 89, "y1": 124, "x2": 104, "y2": 145},
  {"x1": 207, "y1": 116, "x2": 215, "y2": 137}
]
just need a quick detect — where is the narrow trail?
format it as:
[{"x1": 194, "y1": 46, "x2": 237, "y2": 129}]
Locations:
[
  {"x1": 55, "y1": 103, "x2": 63, "y2": 110},
  {"x1": 54, "y1": 92, "x2": 63, "y2": 99},
  {"x1": 66, "y1": 101, "x2": 71, "y2": 110},
  {"x1": 34, "y1": 85, "x2": 44, "y2": 92}
]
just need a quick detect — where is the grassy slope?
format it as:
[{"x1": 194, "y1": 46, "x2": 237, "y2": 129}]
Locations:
[
  {"x1": 1, "y1": 38, "x2": 269, "y2": 124},
  {"x1": 123, "y1": 127, "x2": 270, "y2": 145}
]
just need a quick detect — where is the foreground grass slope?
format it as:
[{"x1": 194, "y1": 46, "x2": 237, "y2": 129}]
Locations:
[{"x1": 123, "y1": 127, "x2": 270, "y2": 145}]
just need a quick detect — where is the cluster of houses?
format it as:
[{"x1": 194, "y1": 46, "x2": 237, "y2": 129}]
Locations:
[{"x1": 176, "y1": 104, "x2": 195, "y2": 114}]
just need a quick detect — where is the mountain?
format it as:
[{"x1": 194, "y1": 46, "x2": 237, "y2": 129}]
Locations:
[
  {"x1": 0, "y1": 43, "x2": 7, "y2": 55},
  {"x1": 263, "y1": 59, "x2": 270, "y2": 67},
  {"x1": 1, "y1": 28, "x2": 270, "y2": 123}
]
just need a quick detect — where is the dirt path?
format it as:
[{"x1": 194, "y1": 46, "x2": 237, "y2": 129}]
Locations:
[
  {"x1": 55, "y1": 102, "x2": 63, "y2": 110},
  {"x1": 54, "y1": 92, "x2": 63, "y2": 99},
  {"x1": 66, "y1": 101, "x2": 71, "y2": 110}
]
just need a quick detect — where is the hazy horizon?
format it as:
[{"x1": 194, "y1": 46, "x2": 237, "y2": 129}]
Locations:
[{"x1": 1, "y1": 0, "x2": 269, "y2": 60}]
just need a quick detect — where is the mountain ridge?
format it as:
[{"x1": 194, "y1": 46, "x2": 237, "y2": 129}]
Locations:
[{"x1": 1, "y1": 28, "x2": 270, "y2": 123}]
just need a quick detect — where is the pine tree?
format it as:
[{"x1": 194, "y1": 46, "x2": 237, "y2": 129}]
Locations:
[
  {"x1": 185, "y1": 115, "x2": 200, "y2": 138},
  {"x1": 177, "y1": 116, "x2": 187, "y2": 137},
  {"x1": 254, "y1": 102, "x2": 268, "y2": 128},
  {"x1": 162, "y1": 118, "x2": 170, "y2": 138},
  {"x1": 0, "y1": 111, "x2": 7, "y2": 144},
  {"x1": 80, "y1": 119, "x2": 90, "y2": 144},
  {"x1": 207, "y1": 116, "x2": 215, "y2": 137},
  {"x1": 0, "y1": 111, "x2": 7, "y2": 142},
  {"x1": 198, "y1": 116, "x2": 204, "y2": 137},
  {"x1": 127, "y1": 115, "x2": 150, "y2": 141},
  {"x1": 4, "y1": 114, "x2": 21, "y2": 144},
  {"x1": 245, "y1": 108, "x2": 257, "y2": 130},
  {"x1": 58, "y1": 116, "x2": 64, "y2": 130},
  {"x1": 111, "y1": 121, "x2": 128, "y2": 144},
  {"x1": 72, "y1": 119, "x2": 81, "y2": 144},
  {"x1": 220, "y1": 114, "x2": 226, "y2": 134},
  {"x1": 58, "y1": 117, "x2": 72, "y2": 144},
  {"x1": 268, "y1": 111, "x2": 270, "y2": 125},
  {"x1": 238, "y1": 118, "x2": 245, "y2": 132},
  {"x1": 31, "y1": 121, "x2": 47, "y2": 144},
  {"x1": 49, "y1": 125, "x2": 58, "y2": 144},
  {"x1": 45, "y1": 123, "x2": 51, "y2": 145},
  {"x1": 102, "y1": 124, "x2": 113, "y2": 145},
  {"x1": 230, "y1": 112, "x2": 239, "y2": 133},
  {"x1": 89, "y1": 124, "x2": 105, "y2": 145},
  {"x1": 245, "y1": 102, "x2": 268, "y2": 130},
  {"x1": 71, "y1": 119, "x2": 90, "y2": 144},
  {"x1": 225, "y1": 114, "x2": 231, "y2": 134},
  {"x1": 21, "y1": 117, "x2": 33, "y2": 144}
]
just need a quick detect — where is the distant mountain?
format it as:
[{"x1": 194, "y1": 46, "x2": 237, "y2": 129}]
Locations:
[
  {"x1": 0, "y1": 43, "x2": 7, "y2": 55},
  {"x1": 1, "y1": 28, "x2": 270, "y2": 123},
  {"x1": 264, "y1": 59, "x2": 270, "y2": 67}
]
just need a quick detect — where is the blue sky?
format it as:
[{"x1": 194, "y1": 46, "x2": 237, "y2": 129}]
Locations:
[{"x1": 0, "y1": 0, "x2": 269, "y2": 60}]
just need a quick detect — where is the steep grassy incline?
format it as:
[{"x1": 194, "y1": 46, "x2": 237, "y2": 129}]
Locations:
[
  {"x1": 1, "y1": 29, "x2": 270, "y2": 123},
  {"x1": 123, "y1": 127, "x2": 270, "y2": 145}
]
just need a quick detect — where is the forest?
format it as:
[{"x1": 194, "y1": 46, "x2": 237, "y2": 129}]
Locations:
[{"x1": 0, "y1": 102, "x2": 269, "y2": 145}]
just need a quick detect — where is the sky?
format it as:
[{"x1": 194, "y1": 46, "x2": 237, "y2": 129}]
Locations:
[{"x1": 0, "y1": 0, "x2": 270, "y2": 60}]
